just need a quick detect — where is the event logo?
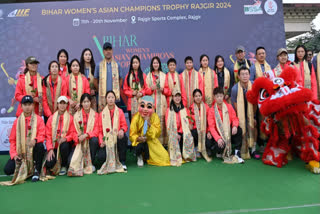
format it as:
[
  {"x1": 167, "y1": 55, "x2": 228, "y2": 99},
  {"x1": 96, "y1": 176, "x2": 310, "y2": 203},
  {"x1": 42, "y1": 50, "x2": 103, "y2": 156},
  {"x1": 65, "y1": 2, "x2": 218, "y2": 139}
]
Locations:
[
  {"x1": 244, "y1": 0, "x2": 263, "y2": 15},
  {"x1": 264, "y1": 0, "x2": 277, "y2": 16},
  {"x1": 7, "y1": 9, "x2": 30, "y2": 17}
]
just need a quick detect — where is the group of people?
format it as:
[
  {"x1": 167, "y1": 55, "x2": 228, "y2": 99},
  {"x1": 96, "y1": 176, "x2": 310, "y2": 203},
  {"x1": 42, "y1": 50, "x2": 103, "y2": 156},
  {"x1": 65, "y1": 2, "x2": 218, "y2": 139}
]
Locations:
[{"x1": 1, "y1": 41, "x2": 320, "y2": 185}]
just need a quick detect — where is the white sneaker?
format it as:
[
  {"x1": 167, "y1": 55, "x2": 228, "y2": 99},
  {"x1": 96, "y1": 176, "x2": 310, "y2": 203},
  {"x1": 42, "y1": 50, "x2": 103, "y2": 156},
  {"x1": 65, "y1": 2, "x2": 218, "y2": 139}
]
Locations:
[
  {"x1": 92, "y1": 165, "x2": 96, "y2": 173},
  {"x1": 137, "y1": 155, "x2": 144, "y2": 167},
  {"x1": 235, "y1": 155, "x2": 245, "y2": 164},
  {"x1": 122, "y1": 165, "x2": 127, "y2": 171},
  {"x1": 59, "y1": 167, "x2": 67, "y2": 175}
]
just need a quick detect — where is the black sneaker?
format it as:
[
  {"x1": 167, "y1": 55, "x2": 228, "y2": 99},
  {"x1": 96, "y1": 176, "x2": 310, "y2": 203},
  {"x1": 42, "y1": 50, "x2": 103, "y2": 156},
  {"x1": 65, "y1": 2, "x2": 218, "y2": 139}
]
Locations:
[
  {"x1": 32, "y1": 171, "x2": 40, "y2": 182},
  {"x1": 251, "y1": 151, "x2": 261, "y2": 160}
]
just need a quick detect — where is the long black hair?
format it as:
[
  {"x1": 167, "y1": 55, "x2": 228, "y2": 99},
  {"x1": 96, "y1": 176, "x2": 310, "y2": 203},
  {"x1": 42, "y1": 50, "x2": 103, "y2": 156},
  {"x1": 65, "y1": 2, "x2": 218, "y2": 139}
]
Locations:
[
  {"x1": 42, "y1": 60, "x2": 60, "y2": 87},
  {"x1": 57, "y1": 49, "x2": 69, "y2": 67},
  {"x1": 200, "y1": 54, "x2": 209, "y2": 68},
  {"x1": 170, "y1": 93, "x2": 184, "y2": 113},
  {"x1": 80, "y1": 48, "x2": 96, "y2": 76},
  {"x1": 150, "y1": 56, "x2": 162, "y2": 72},
  {"x1": 214, "y1": 55, "x2": 225, "y2": 72},
  {"x1": 80, "y1": 93, "x2": 91, "y2": 108},
  {"x1": 127, "y1": 55, "x2": 144, "y2": 87},
  {"x1": 69, "y1": 59, "x2": 82, "y2": 74},
  {"x1": 294, "y1": 45, "x2": 313, "y2": 72}
]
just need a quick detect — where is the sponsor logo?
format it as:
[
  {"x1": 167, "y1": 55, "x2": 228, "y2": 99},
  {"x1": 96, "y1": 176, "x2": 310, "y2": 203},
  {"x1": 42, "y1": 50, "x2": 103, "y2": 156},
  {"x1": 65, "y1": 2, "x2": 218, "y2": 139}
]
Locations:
[
  {"x1": 264, "y1": 0, "x2": 278, "y2": 16},
  {"x1": 244, "y1": 0, "x2": 263, "y2": 15},
  {"x1": 8, "y1": 9, "x2": 30, "y2": 17}
]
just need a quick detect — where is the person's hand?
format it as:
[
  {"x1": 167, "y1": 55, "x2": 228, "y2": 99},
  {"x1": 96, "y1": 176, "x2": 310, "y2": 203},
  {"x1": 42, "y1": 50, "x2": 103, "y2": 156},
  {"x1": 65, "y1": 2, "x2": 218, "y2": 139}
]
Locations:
[
  {"x1": 225, "y1": 95, "x2": 229, "y2": 100},
  {"x1": 150, "y1": 85, "x2": 156, "y2": 91},
  {"x1": 69, "y1": 99, "x2": 75, "y2": 107},
  {"x1": 254, "y1": 119, "x2": 257, "y2": 126},
  {"x1": 33, "y1": 97, "x2": 39, "y2": 103},
  {"x1": 28, "y1": 139, "x2": 36, "y2": 147},
  {"x1": 207, "y1": 132, "x2": 212, "y2": 140},
  {"x1": 59, "y1": 137, "x2": 67, "y2": 144},
  {"x1": 137, "y1": 136, "x2": 147, "y2": 143},
  {"x1": 232, "y1": 126, "x2": 238, "y2": 135},
  {"x1": 75, "y1": 103, "x2": 80, "y2": 111},
  {"x1": 160, "y1": 87, "x2": 164, "y2": 92},
  {"x1": 132, "y1": 90, "x2": 138, "y2": 96},
  {"x1": 189, "y1": 124, "x2": 193, "y2": 130},
  {"x1": 137, "y1": 92, "x2": 143, "y2": 98},
  {"x1": 177, "y1": 134, "x2": 181, "y2": 142},
  {"x1": 118, "y1": 129, "x2": 124, "y2": 139},
  {"x1": 90, "y1": 89, "x2": 95, "y2": 96},
  {"x1": 100, "y1": 141, "x2": 106, "y2": 148},
  {"x1": 217, "y1": 139, "x2": 225, "y2": 148},
  {"x1": 14, "y1": 155, "x2": 22, "y2": 163},
  {"x1": 47, "y1": 149, "x2": 55, "y2": 162},
  {"x1": 78, "y1": 134, "x2": 87, "y2": 142}
]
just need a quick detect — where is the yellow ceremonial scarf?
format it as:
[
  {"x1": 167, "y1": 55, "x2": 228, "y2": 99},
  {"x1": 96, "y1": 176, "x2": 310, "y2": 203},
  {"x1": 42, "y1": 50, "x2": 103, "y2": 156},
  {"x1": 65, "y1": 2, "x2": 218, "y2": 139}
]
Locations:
[
  {"x1": 50, "y1": 111, "x2": 70, "y2": 175},
  {"x1": 236, "y1": 82, "x2": 254, "y2": 159},
  {"x1": 234, "y1": 60, "x2": 250, "y2": 82},
  {"x1": 254, "y1": 61, "x2": 271, "y2": 78},
  {"x1": 68, "y1": 109, "x2": 95, "y2": 176},
  {"x1": 294, "y1": 60, "x2": 311, "y2": 89},
  {"x1": 25, "y1": 71, "x2": 43, "y2": 114},
  {"x1": 98, "y1": 59, "x2": 120, "y2": 112},
  {"x1": 166, "y1": 108, "x2": 196, "y2": 165},
  {"x1": 129, "y1": 72, "x2": 142, "y2": 117},
  {"x1": 97, "y1": 105, "x2": 124, "y2": 174},
  {"x1": 182, "y1": 69, "x2": 199, "y2": 108},
  {"x1": 214, "y1": 103, "x2": 231, "y2": 158},
  {"x1": 69, "y1": 73, "x2": 83, "y2": 103},
  {"x1": 0, "y1": 113, "x2": 37, "y2": 186},
  {"x1": 46, "y1": 75, "x2": 62, "y2": 114},
  {"x1": 146, "y1": 71, "x2": 167, "y2": 145},
  {"x1": 199, "y1": 67, "x2": 215, "y2": 107},
  {"x1": 193, "y1": 103, "x2": 211, "y2": 162},
  {"x1": 167, "y1": 71, "x2": 181, "y2": 104}
]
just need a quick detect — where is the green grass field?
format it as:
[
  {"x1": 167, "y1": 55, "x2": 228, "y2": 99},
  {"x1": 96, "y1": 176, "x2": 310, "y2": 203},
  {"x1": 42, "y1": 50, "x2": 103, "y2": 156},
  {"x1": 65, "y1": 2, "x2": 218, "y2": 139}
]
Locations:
[{"x1": 0, "y1": 153, "x2": 319, "y2": 214}]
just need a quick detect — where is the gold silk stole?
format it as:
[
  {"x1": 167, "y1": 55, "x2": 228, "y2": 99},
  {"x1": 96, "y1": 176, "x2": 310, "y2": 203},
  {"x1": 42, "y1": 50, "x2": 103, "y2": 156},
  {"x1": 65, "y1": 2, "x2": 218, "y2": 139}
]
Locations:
[
  {"x1": 146, "y1": 71, "x2": 167, "y2": 145},
  {"x1": 223, "y1": 68, "x2": 231, "y2": 95},
  {"x1": 0, "y1": 113, "x2": 37, "y2": 186},
  {"x1": 273, "y1": 63, "x2": 283, "y2": 77},
  {"x1": 254, "y1": 61, "x2": 271, "y2": 78},
  {"x1": 98, "y1": 59, "x2": 120, "y2": 112},
  {"x1": 234, "y1": 60, "x2": 250, "y2": 82},
  {"x1": 167, "y1": 108, "x2": 196, "y2": 166},
  {"x1": 236, "y1": 82, "x2": 254, "y2": 159},
  {"x1": 214, "y1": 103, "x2": 233, "y2": 161},
  {"x1": 167, "y1": 72, "x2": 181, "y2": 104},
  {"x1": 199, "y1": 67, "x2": 215, "y2": 107},
  {"x1": 68, "y1": 109, "x2": 95, "y2": 176},
  {"x1": 46, "y1": 75, "x2": 62, "y2": 114},
  {"x1": 87, "y1": 67, "x2": 97, "y2": 111},
  {"x1": 25, "y1": 72, "x2": 43, "y2": 114},
  {"x1": 129, "y1": 72, "x2": 142, "y2": 117},
  {"x1": 182, "y1": 69, "x2": 199, "y2": 108},
  {"x1": 98, "y1": 106, "x2": 124, "y2": 174},
  {"x1": 50, "y1": 111, "x2": 70, "y2": 175},
  {"x1": 194, "y1": 103, "x2": 211, "y2": 162},
  {"x1": 317, "y1": 54, "x2": 320, "y2": 99},
  {"x1": 294, "y1": 60, "x2": 311, "y2": 89}
]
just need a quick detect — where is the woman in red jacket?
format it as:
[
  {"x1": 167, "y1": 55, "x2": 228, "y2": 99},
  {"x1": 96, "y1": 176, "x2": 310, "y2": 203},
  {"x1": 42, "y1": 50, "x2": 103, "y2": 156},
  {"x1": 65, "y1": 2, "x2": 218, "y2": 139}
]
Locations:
[
  {"x1": 42, "y1": 61, "x2": 68, "y2": 124},
  {"x1": 68, "y1": 93, "x2": 99, "y2": 176},
  {"x1": 97, "y1": 90, "x2": 128, "y2": 173},
  {"x1": 66, "y1": 59, "x2": 90, "y2": 115},
  {"x1": 189, "y1": 89, "x2": 211, "y2": 161},
  {"x1": 123, "y1": 55, "x2": 151, "y2": 122},
  {"x1": 14, "y1": 56, "x2": 43, "y2": 117}
]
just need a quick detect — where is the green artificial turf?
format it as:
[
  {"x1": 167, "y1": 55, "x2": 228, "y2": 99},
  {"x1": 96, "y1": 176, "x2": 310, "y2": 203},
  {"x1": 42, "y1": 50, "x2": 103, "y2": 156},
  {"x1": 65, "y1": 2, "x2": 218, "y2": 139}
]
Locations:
[{"x1": 0, "y1": 153, "x2": 319, "y2": 214}]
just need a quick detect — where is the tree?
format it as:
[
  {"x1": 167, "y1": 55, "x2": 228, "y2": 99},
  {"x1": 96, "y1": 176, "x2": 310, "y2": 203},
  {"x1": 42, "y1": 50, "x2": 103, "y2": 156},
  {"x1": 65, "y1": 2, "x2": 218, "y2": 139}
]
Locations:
[{"x1": 287, "y1": 24, "x2": 320, "y2": 53}]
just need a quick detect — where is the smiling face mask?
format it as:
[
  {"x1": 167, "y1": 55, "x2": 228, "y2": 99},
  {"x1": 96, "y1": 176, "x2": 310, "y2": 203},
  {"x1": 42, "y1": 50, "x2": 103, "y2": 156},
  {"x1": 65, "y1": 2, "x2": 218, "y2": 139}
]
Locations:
[{"x1": 139, "y1": 96, "x2": 154, "y2": 119}]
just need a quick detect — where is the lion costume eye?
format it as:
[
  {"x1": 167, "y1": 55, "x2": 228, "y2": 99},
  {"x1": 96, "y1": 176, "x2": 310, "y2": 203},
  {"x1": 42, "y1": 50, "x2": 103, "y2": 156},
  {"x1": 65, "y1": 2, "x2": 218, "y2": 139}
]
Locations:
[{"x1": 260, "y1": 89, "x2": 269, "y2": 101}]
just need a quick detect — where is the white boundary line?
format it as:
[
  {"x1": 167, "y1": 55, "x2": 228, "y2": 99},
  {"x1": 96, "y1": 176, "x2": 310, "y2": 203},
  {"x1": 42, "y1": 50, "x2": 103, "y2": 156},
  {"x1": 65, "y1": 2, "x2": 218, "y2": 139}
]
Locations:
[{"x1": 197, "y1": 204, "x2": 320, "y2": 214}]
